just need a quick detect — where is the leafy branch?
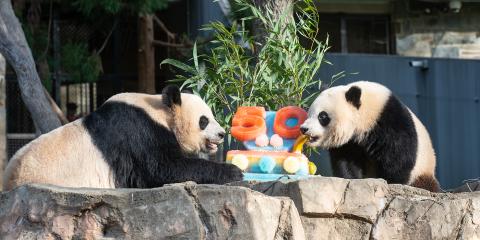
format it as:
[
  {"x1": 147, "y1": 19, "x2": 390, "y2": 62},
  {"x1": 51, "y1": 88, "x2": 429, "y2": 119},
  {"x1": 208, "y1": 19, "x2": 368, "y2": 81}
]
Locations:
[{"x1": 161, "y1": 0, "x2": 330, "y2": 131}]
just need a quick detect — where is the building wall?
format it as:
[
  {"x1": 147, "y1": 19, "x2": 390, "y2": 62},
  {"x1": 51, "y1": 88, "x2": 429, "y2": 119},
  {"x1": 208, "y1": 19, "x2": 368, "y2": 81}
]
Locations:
[
  {"x1": 393, "y1": 2, "x2": 480, "y2": 59},
  {"x1": 315, "y1": 1, "x2": 480, "y2": 59}
]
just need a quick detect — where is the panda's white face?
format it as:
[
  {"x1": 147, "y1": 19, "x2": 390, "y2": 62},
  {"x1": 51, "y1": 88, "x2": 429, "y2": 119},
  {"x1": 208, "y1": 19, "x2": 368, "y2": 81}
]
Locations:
[
  {"x1": 173, "y1": 94, "x2": 226, "y2": 155},
  {"x1": 300, "y1": 81, "x2": 392, "y2": 149},
  {"x1": 301, "y1": 85, "x2": 358, "y2": 148}
]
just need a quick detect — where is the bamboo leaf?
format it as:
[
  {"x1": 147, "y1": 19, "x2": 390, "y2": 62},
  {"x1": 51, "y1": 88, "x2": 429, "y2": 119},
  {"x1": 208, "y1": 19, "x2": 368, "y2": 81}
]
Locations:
[{"x1": 160, "y1": 59, "x2": 196, "y2": 74}]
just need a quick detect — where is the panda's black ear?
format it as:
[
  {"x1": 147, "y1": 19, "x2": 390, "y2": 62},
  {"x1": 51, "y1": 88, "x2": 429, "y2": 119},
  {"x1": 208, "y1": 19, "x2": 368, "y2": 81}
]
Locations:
[
  {"x1": 162, "y1": 85, "x2": 182, "y2": 107},
  {"x1": 345, "y1": 86, "x2": 361, "y2": 109}
]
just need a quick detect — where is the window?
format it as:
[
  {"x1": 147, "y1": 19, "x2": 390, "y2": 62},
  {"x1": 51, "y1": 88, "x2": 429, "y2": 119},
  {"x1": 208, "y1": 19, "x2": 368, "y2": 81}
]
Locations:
[{"x1": 317, "y1": 14, "x2": 393, "y2": 54}]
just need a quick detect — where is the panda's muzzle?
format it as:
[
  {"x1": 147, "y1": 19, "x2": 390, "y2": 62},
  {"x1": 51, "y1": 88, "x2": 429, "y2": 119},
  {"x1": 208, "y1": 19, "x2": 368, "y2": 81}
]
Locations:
[
  {"x1": 300, "y1": 127, "x2": 320, "y2": 143},
  {"x1": 205, "y1": 139, "x2": 222, "y2": 152},
  {"x1": 205, "y1": 132, "x2": 225, "y2": 152}
]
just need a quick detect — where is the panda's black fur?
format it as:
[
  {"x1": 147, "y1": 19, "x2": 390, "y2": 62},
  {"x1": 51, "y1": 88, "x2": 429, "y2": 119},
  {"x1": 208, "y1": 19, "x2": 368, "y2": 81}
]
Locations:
[
  {"x1": 3, "y1": 85, "x2": 243, "y2": 190},
  {"x1": 301, "y1": 81, "x2": 439, "y2": 192},
  {"x1": 83, "y1": 88, "x2": 242, "y2": 188},
  {"x1": 329, "y1": 95, "x2": 417, "y2": 184}
]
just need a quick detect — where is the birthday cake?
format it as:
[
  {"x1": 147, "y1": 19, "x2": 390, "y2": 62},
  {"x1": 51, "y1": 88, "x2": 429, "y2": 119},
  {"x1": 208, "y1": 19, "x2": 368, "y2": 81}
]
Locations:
[{"x1": 226, "y1": 106, "x2": 317, "y2": 181}]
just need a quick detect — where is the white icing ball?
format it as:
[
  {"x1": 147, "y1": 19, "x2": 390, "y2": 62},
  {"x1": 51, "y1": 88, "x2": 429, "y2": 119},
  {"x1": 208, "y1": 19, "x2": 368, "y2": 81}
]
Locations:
[
  {"x1": 255, "y1": 134, "x2": 269, "y2": 147},
  {"x1": 231, "y1": 154, "x2": 249, "y2": 170},
  {"x1": 283, "y1": 156, "x2": 300, "y2": 173}
]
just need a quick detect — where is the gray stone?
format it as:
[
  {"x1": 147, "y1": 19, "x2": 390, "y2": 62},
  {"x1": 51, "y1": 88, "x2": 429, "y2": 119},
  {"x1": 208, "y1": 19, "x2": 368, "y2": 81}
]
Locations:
[
  {"x1": 240, "y1": 177, "x2": 480, "y2": 240},
  {"x1": 3, "y1": 177, "x2": 480, "y2": 239},
  {"x1": 0, "y1": 54, "x2": 5, "y2": 75},
  {"x1": 237, "y1": 176, "x2": 388, "y2": 222},
  {"x1": 0, "y1": 54, "x2": 5, "y2": 190},
  {"x1": 396, "y1": 31, "x2": 480, "y2": 59},
  {"x1": 432, "y1": 45, "x2": 460, "y2": 58},
  {"x1": 0, "y1": 182, "x2": 305, "y2": 240},
  {"x1": 301, "y1": 217, "x2": 371, "y2": 240}
]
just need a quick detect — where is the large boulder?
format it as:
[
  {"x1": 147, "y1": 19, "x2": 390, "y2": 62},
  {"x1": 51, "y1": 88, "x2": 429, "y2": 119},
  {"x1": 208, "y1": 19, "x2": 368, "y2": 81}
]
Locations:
[
  {"x1": 2, "y1": 177, "x2": 480, "y2": 240},
  {"x1": 0, "y1": 182, "x2": 305, "y2": 240},
  {"x1": 239, "y1": 176, "x2": 480, "y2": 240}
]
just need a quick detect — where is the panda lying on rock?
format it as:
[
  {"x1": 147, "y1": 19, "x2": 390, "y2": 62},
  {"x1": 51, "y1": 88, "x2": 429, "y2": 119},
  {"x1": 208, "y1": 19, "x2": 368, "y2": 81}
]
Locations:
[
  {"x1": 301, "y1": 81, "x2": 440, "y2": 192},
  {"x1": 3, "y1": 86, "x2": 243, "y2": 190}
]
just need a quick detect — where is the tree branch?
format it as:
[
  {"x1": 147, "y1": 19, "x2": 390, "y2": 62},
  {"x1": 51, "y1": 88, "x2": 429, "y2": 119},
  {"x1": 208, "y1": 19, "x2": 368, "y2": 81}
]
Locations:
[
  {"x1": 0, "y1": 0, "x2": 61, "y2": 133},
  {"x1": 97, "y1": 19, "x2": 118, "y2": 55},
  {"x1": 152, "y1": 40, "x2": 192, "y2": 48},
  {"x1": 152, "y1": 15, "x2": 176, "y2": 40},
  {"x1": 43, "y1": 87, "x2": 68, "y2": 125}
]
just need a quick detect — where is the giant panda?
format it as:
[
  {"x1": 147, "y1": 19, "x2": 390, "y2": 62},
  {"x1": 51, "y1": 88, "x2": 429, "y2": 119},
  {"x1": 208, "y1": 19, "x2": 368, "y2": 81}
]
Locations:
[
  {"x1": 3, "y1": 85, "x2": 243, "y2": 190},
  {"x1": 300, "y1": 81, "x2": 440, "y2": 192}
]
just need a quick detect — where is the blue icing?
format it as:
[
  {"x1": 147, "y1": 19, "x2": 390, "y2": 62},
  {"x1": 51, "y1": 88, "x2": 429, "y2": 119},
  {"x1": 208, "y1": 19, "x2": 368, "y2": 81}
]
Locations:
[
  {"x1": 295, "y1": 166, "x2": 309, "y2": 176},
  {"x1": 258, "y1": 156, "x2": 276, "y2": 173},
  {"x1": 286, "y1": 118, "x2": 298, "y2": 127},
  {"x1": 243, "y1": 173, "x2": 309, "y2": 181},
  {"x1": 265, "y1": 111, "x2": 276, "y2": 135},
  {"x1": 249, "y1": 160, "x2": 285, "y2": 174},
  {"x1": 243, "y1": 111, "x2": 296, "y2": 151}
]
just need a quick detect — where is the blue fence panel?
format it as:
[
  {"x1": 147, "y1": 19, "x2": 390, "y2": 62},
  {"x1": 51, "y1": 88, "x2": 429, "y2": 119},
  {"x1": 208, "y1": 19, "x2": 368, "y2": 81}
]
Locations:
[{"x1": 318, "y1": 53, "x2": 480, "y2": 189}]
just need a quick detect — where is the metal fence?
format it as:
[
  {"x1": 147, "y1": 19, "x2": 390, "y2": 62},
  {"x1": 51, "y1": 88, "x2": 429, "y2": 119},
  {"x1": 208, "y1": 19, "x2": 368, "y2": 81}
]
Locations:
[
  {"x1": 317, "y1": 53, "x2": 480, "y2": 189},
  {"x1": 5, "y1": 75, "x2": 100, "y2": 158}
]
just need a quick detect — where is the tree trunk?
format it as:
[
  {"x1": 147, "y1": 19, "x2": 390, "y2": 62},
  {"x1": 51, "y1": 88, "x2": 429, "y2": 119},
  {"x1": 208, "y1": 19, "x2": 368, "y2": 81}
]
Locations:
[
  {"x1": 138, "y1": 14, "x2": 155, "y2": 94},
  {"x1": 252, "y1": 0, "x2": 294, "y2": 51},
  {"x1": 0, "y1": 0, "x2": 61, "y2": 134}
]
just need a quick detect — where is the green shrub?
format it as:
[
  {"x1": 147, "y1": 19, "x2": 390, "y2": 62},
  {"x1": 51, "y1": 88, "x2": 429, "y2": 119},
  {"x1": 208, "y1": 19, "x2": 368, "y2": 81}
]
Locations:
[
  {"x1": 162, "y1": 0, "x2": 337, "y2": 132},
  {"x1": 61, "y1": 43, "x2": 102, "y2": 83}
]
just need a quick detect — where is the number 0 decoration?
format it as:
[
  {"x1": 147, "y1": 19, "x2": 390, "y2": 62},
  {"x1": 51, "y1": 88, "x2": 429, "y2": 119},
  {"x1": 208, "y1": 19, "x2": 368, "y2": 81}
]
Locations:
[{"x1": 273, "y1": 106, "x2": 308, "y2": 139}]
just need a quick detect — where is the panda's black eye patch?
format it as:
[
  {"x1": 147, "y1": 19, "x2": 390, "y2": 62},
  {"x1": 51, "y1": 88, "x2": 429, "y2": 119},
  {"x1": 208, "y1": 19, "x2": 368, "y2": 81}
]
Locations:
[
  {"x1": 318, "y1": 111, "x2": 330, "y2": 126},
  {"x1": 199, "y1": 116, "x2": 209, "y2": 130}
]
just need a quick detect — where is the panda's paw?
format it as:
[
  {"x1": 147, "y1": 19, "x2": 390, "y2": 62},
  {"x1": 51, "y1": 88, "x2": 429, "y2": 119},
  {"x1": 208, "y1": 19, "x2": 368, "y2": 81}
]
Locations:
[{"x1": 217, "y1": 164, "x2": 244, "y2": 184}]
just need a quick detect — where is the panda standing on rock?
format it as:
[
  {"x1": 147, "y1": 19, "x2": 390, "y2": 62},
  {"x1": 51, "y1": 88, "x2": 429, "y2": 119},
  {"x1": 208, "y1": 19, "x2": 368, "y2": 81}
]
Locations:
[
  {"x1": 3, "y1": 85, "x2": 243, "y2": 190},
  {"x1": 301, "y1": 81, "x2": 440, "y2": 192}
]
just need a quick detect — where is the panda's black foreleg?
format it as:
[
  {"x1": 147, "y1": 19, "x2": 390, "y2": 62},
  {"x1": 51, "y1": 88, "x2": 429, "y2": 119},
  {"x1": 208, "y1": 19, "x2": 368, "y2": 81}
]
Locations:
[
  {"x1": 331, "y1": 159, "x2": 363, "y2": 179},
  {"x1": 329, "y1": 142, "x2": 366, "y2": 179},
  {"x1": 375, "y1": 155, "x2": 413, "y2": 184},
  {"x1": 160, "y1": 157, "x2": 244, "y2": 185}
]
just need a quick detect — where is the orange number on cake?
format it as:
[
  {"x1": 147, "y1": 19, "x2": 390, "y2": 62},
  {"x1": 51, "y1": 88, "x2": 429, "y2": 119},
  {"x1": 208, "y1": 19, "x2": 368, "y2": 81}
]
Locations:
[
  {"x1": 231, "y1": 107, "x2": 267, "y2": 141},
  {"x1": 273, "y1": 106, "x2": 308, "y2": 139}
]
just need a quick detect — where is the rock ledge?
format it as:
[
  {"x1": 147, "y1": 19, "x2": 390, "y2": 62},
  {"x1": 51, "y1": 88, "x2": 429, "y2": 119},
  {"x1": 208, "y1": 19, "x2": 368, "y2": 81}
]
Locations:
[{"x1": 1, "y1": 177, "x2": 479, "y2": 240}]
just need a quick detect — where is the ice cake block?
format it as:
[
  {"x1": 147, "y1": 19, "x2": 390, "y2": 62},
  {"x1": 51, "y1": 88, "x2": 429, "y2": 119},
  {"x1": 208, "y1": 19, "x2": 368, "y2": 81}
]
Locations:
[{"x1": 226, "y1": 106, "x2": 317, "y2": 181}]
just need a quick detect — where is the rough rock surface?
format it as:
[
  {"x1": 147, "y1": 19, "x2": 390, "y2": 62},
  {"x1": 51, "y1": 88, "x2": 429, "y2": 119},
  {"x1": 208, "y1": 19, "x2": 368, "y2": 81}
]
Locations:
[
  {"x1": 0, "y1": 182, "x2": 304, "y2": 240},
  {"x1": 1, "y1": 177, "x2": 480, "y2": 240},
  {"x1": 238, "y1": 176, "x2": 480, "y2": 240},
  {"x1": 0, "y1": 54, "x2": 5, "y2": 190}
]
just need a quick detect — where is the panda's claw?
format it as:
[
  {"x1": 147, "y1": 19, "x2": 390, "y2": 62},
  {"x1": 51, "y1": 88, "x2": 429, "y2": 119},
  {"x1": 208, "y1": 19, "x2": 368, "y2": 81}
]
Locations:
[{"x1": 217, "y1": 164, "x2": 244, "y2": 184}]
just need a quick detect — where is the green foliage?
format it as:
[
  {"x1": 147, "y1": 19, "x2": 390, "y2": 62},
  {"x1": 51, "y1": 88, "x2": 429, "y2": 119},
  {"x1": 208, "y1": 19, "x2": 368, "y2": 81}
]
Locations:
[
  {"x1": 162, "y1": 0, "x2": 332, "y2": 130},
  {"x1": 71, "y1": 0, "x2": 169, "y2": 15},
  {"x1": 61, "y1": 43, "x2": 102, "y2": 83},
  {"x1": 23, "y1": 24, "x2": 49, "y2": 59}
]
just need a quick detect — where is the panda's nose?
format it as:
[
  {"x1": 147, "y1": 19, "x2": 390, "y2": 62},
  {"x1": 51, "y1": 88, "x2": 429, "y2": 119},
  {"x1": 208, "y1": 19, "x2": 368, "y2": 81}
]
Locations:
[
  {"x1": 300, "y1": 126, "x2": 309, "y2": 134},
  {"x1": 217, "y1": 131, "x2": 225, "y2": 139}
]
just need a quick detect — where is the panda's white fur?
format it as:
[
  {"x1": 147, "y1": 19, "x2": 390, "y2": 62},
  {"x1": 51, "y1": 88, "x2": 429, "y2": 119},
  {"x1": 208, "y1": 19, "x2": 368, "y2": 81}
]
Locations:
[
  {"x1": 301, "y1": 81, "x2": 439, "y2": 192},
  {"x1": 4, "y1": 86, "x2": 242, "y2": 190},
  {"x1": 4, "y1": 119, "x2": 116, "y2": 189}
]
